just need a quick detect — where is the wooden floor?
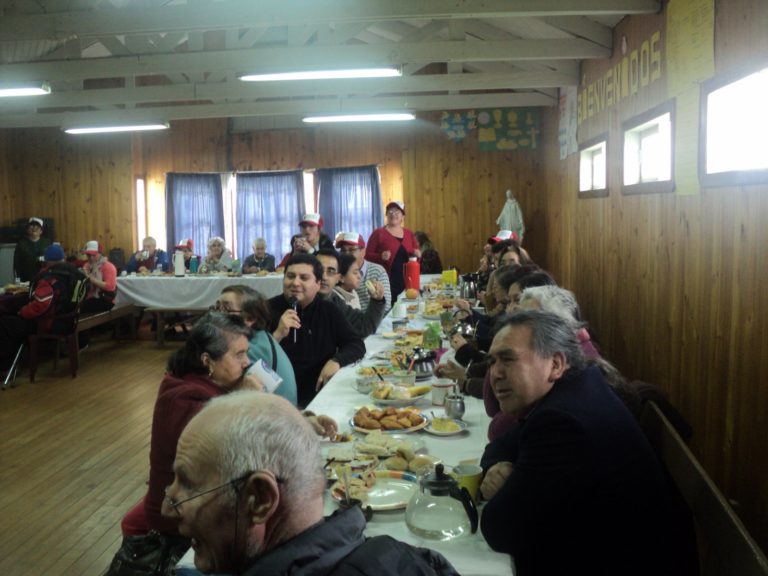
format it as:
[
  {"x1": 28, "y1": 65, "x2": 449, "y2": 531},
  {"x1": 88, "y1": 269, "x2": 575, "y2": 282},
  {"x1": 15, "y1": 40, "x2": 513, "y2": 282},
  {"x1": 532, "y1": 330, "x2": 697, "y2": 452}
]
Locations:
[{"x1": 0, "y1": 336, "x2": 177, "y2": 576}]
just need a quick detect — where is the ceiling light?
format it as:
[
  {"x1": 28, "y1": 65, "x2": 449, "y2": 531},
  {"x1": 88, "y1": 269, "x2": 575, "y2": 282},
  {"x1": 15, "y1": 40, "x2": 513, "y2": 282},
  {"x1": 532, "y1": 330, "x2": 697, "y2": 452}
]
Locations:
[
  {"x1": 0, "y1": 83, "x2": 51, "y2": 97},
  {"x1": 303, "y1": 113, "x2": 415, "y2": 124},
  {"x1": 240, "y1": 68, "x2": 401, "y2": 82},
  {"x1": 64, "y1": 123, "x2": 170, "y2": 135}
]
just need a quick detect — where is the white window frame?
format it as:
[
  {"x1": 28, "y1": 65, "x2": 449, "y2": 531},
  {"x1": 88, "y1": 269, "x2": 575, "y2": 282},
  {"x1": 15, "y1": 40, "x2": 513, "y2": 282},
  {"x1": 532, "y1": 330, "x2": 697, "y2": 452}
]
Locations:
[
  {"x1": 622, "y1": 99, "x2": 675, "y2": 195},
  {"x1": 700, "y1": 64, "x2": 768, "y2": 187},
  {"x1": 579, "y1": 135, "x2": 608, "y2": 198}
]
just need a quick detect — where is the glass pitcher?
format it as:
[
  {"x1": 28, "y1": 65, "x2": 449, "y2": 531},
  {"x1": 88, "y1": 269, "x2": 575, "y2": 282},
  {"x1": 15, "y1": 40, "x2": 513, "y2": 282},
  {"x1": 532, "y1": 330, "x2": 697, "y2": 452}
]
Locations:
[{"x1": 405, "y1": 463, "x2": 478, "y2": 541}]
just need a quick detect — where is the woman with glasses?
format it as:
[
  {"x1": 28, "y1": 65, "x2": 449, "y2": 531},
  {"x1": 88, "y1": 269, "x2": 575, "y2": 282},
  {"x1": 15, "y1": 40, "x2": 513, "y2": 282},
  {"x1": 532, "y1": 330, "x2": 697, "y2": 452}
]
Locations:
[
  {"x1": 216, "y1": 285, "x2": 298, "y2": 406},
  {"x1": 111, "y1": 312, "x2": 334, "y2": 575},
  {"x1": 365, "y1": 201, "x2": 420, "y2": 299},
  {"x1": 110, "y1": 312, "x2": 257, "y2": 574}
]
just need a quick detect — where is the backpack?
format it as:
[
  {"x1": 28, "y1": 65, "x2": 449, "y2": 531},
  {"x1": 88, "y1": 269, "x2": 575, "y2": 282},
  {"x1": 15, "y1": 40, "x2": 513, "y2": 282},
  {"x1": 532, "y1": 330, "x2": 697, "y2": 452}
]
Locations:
[{"x1": 30, "y1": 264, "x2": 89, "y2": 316}]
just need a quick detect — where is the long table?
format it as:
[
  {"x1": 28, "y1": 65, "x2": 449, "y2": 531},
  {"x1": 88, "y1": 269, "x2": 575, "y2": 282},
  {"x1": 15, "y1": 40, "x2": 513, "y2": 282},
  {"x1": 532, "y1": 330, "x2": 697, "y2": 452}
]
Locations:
[
  {"x1": 115, "y1": 273, "x2": 285, "y2": 308},
  {"x1": 306, "y1": 313, "x2": 514, "y2": 576}
]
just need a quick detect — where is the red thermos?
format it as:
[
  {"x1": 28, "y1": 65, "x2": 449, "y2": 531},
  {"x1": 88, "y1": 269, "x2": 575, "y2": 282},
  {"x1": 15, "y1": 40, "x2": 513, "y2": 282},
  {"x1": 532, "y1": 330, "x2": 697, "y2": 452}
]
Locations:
[{"x1": 404, "y1": 256, "x2": 420, "y2": 291}]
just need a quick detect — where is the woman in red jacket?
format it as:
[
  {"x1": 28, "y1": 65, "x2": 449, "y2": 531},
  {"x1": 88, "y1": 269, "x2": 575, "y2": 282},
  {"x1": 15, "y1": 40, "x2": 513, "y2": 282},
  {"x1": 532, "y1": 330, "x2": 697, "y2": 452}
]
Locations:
[{"x1": 365, "y1": 201, "x2": 420, "y2": 299}]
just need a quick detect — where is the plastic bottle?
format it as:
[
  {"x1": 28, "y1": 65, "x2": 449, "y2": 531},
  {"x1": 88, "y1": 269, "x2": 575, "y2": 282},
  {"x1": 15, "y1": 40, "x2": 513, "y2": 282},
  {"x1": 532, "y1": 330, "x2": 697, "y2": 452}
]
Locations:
[
  {"x1": 404, "y1": 256, "x2": 420, "y2": 293},
  {"x1": 189, "y1": 256, "x2": 199, "y2": 274}
]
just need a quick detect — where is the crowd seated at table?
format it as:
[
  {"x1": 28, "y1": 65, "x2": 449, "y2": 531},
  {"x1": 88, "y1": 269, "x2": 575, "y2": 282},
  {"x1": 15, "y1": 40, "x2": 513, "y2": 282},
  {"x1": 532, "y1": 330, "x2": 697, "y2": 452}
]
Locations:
[{"x1": 4, "y1": 205, "x2": 698, "y2": 576}]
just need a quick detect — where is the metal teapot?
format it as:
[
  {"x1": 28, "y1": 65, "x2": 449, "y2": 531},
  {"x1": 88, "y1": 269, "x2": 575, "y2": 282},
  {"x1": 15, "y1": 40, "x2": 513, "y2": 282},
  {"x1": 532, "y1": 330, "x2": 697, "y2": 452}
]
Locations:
[
  {"x1": 458, "y1": 273, "x2": 478, "y2": 300},
  {"x1": 409, "y1": 347, "x2": 436, "y2": 379},
  {"x1": 405, "y1": 463, "x2": 479, "y2": 541}
]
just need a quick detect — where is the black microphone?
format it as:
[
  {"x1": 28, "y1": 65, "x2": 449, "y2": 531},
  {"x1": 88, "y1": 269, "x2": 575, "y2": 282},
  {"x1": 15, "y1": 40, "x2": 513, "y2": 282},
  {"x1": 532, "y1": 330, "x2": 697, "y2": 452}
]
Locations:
[{"x1": 288, "y1": 296, "x2": 298, "y2": 343}]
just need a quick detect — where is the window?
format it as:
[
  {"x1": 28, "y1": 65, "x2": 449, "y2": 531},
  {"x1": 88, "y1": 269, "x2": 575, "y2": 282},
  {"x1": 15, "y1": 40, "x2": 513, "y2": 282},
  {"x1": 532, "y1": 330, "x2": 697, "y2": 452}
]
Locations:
[
  {"x1": 316, "y1": 165, "x2": 383, "y2": 241},
  {"x1": 622, "y1": 100, "x2": 675, "y2": 195},
  {"x1": 135, "y1": 177, "x2": 146, "y2": 243},
  {"x1": 701, "y1": 65, "x2": 768, "y2": 187},
  {"x1": 578, "y1": 135, "x2": 607, "y2": 198},
  {"x1": 165, "y1": 173, "x2": 225, "y2": 259}
]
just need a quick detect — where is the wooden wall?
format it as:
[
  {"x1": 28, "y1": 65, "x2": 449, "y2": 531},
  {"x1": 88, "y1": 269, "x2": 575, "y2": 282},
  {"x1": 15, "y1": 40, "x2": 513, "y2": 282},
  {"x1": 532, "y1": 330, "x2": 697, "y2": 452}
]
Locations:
[{"x1": 537, "y1": 0, "x2": 768, "y2": 550}]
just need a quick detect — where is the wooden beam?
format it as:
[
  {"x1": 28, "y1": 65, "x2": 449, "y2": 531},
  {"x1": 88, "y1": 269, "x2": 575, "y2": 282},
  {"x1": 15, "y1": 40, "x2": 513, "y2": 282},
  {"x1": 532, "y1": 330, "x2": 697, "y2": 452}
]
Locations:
[{"x1": 0, "y1": 0, "x2": 660, "y2": 41}]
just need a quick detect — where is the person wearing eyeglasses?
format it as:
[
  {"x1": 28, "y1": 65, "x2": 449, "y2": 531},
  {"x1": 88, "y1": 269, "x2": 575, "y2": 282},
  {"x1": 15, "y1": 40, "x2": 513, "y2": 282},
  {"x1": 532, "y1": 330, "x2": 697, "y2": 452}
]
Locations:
[
  {"x1": 294, "y1": 213, "x2": 334, "y2": 255},
  {"x1": 365, "y1": 201, "x2": 420, "y2": 300},
  {"x1": 109, "y1": 313, "x2": 336, "y2": 576},
  {"x1": 163, "y1": 391, "x2": 459, "y2": 576},
  {"x1": 316, "y1": 249, "x2": 386, "y2": 339},
  {"x1": 215, "y1": 285, "x2": 297, "y2": 406}
]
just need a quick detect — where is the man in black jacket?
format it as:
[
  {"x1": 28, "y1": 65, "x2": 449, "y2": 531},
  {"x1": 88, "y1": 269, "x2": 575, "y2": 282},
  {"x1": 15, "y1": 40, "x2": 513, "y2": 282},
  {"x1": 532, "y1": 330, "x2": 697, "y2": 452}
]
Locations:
[
  {"x1": 268, "y1": 254, "x2": 365, "y2": 407},
  {"x1": 480, "y1": 310, "x2": 690, "y2": 576},
  {"x1": 316, "y1": 249, "x2": 386, "y2": 339}
]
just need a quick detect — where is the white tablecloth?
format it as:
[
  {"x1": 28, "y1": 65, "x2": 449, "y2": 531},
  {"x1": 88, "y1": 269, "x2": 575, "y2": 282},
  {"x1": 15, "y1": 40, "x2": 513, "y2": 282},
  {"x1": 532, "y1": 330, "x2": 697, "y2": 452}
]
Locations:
[
  {"x1": 177, "y1": 297, "x2": 513, "y2": 575},
  {"x1": 306, "y1": 313, "x2": 514, "y2": 576},
  {"x1": 115, "y1": 274, "x2": 284, "y2": 308}
]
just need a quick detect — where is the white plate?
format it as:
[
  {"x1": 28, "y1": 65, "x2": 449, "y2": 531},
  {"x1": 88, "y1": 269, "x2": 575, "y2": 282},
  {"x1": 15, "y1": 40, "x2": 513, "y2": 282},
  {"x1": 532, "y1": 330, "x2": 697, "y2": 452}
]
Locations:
[
  {"x1": 380, "y1": 331, "x2": 399, "y2": 339},
  {"x1": 423, "y1": 419, "x2": 469, "y2": 436},
  {"x1": 332, "y1": 470, "x2": 418, "y2": 511},
  {"x1": 370, "y1": 390, "x2": 430, "y2": 407},
  {"x1": 350, "y1": 412, "x2": 429, "y2": 434}
]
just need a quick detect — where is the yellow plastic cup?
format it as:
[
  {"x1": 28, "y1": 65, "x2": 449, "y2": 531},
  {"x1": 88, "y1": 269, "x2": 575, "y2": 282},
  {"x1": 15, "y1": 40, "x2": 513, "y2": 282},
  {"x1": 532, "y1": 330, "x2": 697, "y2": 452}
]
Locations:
[{"x1": 453, "y1": 464, "x2": 483, "y2": 503}]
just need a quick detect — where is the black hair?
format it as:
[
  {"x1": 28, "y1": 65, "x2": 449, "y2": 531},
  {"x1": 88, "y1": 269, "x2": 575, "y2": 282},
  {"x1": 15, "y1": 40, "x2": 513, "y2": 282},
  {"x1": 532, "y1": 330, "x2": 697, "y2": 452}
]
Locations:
[
  {"x1": 316, "y1": 248, "x2": 340, "y2": 268},
  {"x1": 284, "y1": 253, "x2": 323, "y2": 282},
  {"x1": 166, "y1": 312, "x2": 252, "y2": 377},
  {"x1": 495, "y1": 264, "x2": 540, "y2": 292},
  {"x1": 338, "y1": 253, "x2": 357, "y2": 277}
]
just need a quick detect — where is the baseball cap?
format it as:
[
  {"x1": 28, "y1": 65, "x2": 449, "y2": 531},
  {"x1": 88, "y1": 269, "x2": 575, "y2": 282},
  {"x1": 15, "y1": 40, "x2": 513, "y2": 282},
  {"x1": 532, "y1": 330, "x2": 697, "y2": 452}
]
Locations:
[
  {"x1": 385, "y1": 201, "x2": 405, "y2": 215},
  {"x1": 28, "y1": 217, "x2": 44, "y2": 228},
  {"x1": 175, "y1": 238, "x2": 194, "y2": 250},
  {"x1": 335, "y1": 231, "x2": 365, "y2": 248},
  {"x1": 44, "y1": 244, "x2": 65, "y2": 261},
  {"x1": 300, "y1": 213, "x2": 323, "y2": 228},
  {"x1": 84, "y1": 240, "x2": 101, "y2": 255},
  {"x1": 488, "y1": 230, "x2": 518, "y2": 244}
]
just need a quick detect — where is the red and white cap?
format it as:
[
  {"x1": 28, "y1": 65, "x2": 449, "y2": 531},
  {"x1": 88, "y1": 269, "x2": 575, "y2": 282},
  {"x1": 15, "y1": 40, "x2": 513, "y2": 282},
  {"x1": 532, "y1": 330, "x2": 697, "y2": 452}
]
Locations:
[
  {"x1": 300, "y1": 213, "x2": 323, "y2": 228},
  {"x1": 335, "y1": 231, "x2": 365, "y2": 248},
  {"x1": 488, "y1": 229, "x2": 518, "y2": 244},
  {"x1": 385, "y1": 201, "x2": 405, "y2": 215},
  {"x1": 84, "y1": 240, "x2": 102, "y2": 255},
  {"x1": 175, "y1": 238, "x2": 194, "y2": 250}
]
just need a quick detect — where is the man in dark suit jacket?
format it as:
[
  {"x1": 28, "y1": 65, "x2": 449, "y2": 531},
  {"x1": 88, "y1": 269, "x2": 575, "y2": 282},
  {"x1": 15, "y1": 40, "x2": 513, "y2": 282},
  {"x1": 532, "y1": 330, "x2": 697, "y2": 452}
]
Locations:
[
  {"x1": 480, "y1": 310, "x2": 690, "y2": 576},
  {"x1": 268, "y1": 254, "x2": 364, "y2": 407}
]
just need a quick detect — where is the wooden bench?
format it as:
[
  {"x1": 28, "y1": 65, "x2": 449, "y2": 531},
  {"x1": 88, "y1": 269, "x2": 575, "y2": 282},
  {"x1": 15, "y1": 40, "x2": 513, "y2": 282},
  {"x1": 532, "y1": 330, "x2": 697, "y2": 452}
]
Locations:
[
  {"x1": 145, "y1": 306, "x2": 209, "y2": 346},
  {"x1": 640, "y1": 400, "x2": 768, "y2": 576},
  {"x1": 29, "y1": 304, "x2": 139, "y2": 381}
]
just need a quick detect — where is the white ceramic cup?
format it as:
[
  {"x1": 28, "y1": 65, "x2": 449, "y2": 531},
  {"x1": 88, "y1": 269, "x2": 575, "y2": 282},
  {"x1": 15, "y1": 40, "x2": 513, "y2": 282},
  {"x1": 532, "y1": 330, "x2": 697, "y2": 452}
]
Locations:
[
  {"x1": 431, "y1": 378, "x2": 454, "y2": 406},
  {"x1": 392, "y1": 301, "x2": 407, "y2": 318}
]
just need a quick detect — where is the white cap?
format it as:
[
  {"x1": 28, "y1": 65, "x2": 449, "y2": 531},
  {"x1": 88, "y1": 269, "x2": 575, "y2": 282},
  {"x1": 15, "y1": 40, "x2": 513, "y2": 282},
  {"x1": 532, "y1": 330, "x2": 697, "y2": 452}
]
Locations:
[
  {"x1": 28, "y1": 217, "x2": 44, "y2": 228},
  {"x1": 300, "y1": 213, "x2": 323, "y2": 227},
  {"x1": 84, "y1": 240, "x2": 100, "y2": 255}
]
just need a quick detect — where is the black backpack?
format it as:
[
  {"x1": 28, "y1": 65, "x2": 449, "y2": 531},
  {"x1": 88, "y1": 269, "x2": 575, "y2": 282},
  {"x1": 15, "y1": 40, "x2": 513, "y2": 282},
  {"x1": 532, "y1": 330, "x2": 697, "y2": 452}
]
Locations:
[{"x1": 30, "y1": 264, "x2": 89, "y2": 316}]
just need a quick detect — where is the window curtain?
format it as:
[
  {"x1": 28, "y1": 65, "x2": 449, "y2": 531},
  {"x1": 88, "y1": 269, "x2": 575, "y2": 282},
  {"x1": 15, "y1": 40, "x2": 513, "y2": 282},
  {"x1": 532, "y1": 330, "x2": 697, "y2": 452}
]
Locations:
[
  {"x1": 316, "y1": 165, "x2": 383, "y2": 241},
  {"x1": 165, "y1": 173, "x2": 225, "y2": 259},
  {"x1": 235, "y1": 171, "x2": 305, "y2": 264}
]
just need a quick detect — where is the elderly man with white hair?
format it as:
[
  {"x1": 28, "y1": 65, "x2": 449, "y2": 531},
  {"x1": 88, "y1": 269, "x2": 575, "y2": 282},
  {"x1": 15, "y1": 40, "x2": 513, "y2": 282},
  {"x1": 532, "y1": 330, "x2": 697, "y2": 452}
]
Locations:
[
  {"x1": 242, "y1": 238, "x2": 275, "y2": 273},
  {"x1": 163, "y1": 391, "x2": 459, "y2": 575}
]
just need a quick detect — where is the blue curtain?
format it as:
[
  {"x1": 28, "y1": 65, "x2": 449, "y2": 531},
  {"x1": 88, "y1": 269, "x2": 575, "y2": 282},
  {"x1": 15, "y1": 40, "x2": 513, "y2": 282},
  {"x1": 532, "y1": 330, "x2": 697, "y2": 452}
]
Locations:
[
  {"x1": 316, "y1": 165, "x2": 383, "y2": 241},
  {"x1": 235, "y1": 171, "x2": 305, "y2": 263},
  {"x1": 165, "y1": 173, "x2": 225, "y2": 258}
]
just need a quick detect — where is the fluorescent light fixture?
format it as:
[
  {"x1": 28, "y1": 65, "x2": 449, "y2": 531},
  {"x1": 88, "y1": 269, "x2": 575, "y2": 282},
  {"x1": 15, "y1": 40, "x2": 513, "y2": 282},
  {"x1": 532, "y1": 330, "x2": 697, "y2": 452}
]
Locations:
[
  {"x1": 303, "y1": 113, "x2": 415, "y2": 123},
  {"x1": 240, "y1": 68, "x2": 400, "y2": 82},
  {"x1": 64, "y1": 123, "x2": 169, "y2": 135},
  {"x1": 0, "y1": 83, "x2": 50, "y2": 97}
]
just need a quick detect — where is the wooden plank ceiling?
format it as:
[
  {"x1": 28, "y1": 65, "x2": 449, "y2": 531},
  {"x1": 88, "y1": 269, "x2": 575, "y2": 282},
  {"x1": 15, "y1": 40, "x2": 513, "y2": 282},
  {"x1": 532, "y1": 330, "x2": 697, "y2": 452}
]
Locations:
[{"x1": 0, "y1": 0, "x2": 660, "y2": 130}]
